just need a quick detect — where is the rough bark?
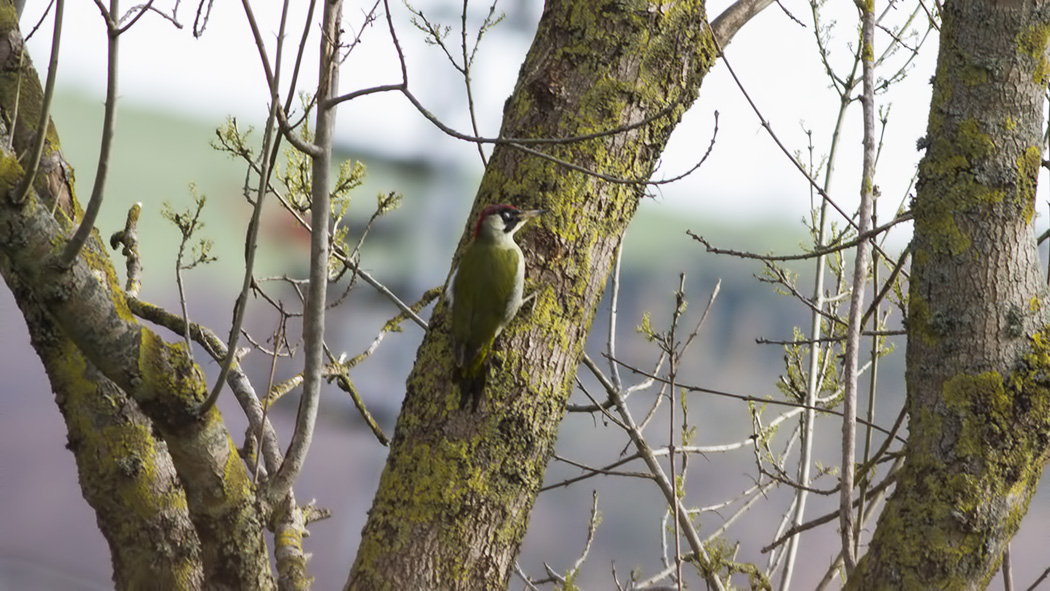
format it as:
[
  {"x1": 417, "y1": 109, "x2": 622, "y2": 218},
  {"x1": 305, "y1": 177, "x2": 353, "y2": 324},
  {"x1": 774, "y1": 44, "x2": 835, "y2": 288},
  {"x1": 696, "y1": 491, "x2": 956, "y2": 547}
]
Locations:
[
  {"x1": 848, "y1": 0, "x2": 1050, "y2": 587},
  {"x1": 3, "y1": 275, "x2": 205, "y2": 590},
  {"x1": 345, "y1": 0, "x2": 717, "y2": 588},
  {"x1": 0, "y1": 3, "x2": 274, "y2": 589}
]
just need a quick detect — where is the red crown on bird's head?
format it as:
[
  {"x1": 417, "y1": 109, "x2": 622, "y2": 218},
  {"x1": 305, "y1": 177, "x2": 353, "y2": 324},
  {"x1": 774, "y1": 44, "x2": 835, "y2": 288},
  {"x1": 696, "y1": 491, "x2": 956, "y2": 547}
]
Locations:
[{"x1": 473, "y1": 204, "x2": 521, "y2": 238}]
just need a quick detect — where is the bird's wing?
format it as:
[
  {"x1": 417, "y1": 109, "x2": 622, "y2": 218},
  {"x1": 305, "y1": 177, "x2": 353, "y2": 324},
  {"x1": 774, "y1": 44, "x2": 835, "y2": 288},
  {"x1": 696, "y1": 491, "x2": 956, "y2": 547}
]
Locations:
[{"x1": 451, "y1": 244, "x2": 519, "y2": 369}]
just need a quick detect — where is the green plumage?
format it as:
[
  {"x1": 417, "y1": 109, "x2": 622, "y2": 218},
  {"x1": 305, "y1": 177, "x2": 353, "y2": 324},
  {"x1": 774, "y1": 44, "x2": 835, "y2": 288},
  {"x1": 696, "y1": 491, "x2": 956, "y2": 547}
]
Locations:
[
  {"x1": 451, "y1": 242, "x2": 521, "y2": 377},
  {"x1": 447, "y1": 204, "x2": 542, "y2": 410}
]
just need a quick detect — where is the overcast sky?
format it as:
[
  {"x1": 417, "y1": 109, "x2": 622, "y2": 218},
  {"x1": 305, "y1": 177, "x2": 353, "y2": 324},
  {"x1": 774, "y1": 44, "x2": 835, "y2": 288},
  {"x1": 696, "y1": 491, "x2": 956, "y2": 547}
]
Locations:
[{"x1": 21, "y1": 0, "x2": 1001, "y2": 233}]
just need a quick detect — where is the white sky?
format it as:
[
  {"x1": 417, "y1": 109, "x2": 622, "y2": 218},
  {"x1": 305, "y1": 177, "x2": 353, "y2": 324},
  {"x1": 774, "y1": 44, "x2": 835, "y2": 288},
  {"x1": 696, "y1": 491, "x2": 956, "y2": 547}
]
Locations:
[{"x1": 20, "y1": 0, "x2": 978, "y2": 231}]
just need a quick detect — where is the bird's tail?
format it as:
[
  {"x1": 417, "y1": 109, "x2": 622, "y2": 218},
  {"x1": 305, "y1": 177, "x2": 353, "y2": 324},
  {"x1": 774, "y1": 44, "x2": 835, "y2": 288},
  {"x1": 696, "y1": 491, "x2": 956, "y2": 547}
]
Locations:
[
  {"x1": 454, "y1": 344, "x2": 491, "y2": 411},
  {"x1": 455, "y1": 368, "x2": 486, "y2": 411}
]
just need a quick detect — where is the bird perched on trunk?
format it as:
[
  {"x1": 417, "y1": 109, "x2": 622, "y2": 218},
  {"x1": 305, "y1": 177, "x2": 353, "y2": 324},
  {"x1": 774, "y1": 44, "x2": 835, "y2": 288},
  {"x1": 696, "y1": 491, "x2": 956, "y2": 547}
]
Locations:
[{"x1": 447, "y1": 204, "x2": 545, "y2": 410}]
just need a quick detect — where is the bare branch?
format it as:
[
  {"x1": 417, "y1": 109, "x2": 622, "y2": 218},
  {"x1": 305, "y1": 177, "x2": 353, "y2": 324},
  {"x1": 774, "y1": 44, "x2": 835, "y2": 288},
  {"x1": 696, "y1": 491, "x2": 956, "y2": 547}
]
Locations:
[
  {"x1": 266, "y1": 0, "x2": 343, "y2": 504},
  {"x1": 72, "y1": 1, "x2": 122, "y2": 267},
  {"x1": 325, "y1": 0, "x2": 406, "y2": 109},
  {"x1": 667, "y1": 274, "x2": 685, "y2": 591},
  {"x1": 24, "y1": 0, "x2": 57, "y2": 41},
  {"x1": 200, "y1": 0, "x2": 301, "y2": 417},
  {"x1": 570, "y1": 491, "x2": 601, "y2": 575},
  {"x1": 1002, "y1": 543, "x2": 1014, "y2": 591},
  {"x1": 608, "y1": 235, "x2": 624, "y2": 389},
  {"x1": 609, "y1": 356, "x2": 905, "y2": 442},
  {"x1": 254, "y1": 310, "x2": 288, "y2": 483},
  {"x1": 580, "y1": 354, "x2": 727, "y2": 591},
  {"x1": 513, "y1": 562, "x2": 541, "y2": 591},
  {"x1": 12, "y1": 0, "x2": 62, "y2": 206},
  {"x1": 688, "y1": 212, "x2": 911, "y2": 263},
  {"x1": 710, "y1": 0, "x2": 774, "y2": 48},
  {"x1": 837, "y1": 2, "x2": 878, "y2": 573},
  {"x1": 1025, "y1": 564, "x2": 1050, "y2": 591},
  {"x1": 268, "y1": 183, "x2": 431, "y2": 329},
  {"x1": 764, "y1": 406, "x2": 906, "y2": 554},
  {"x1": 109, "y1": 202, "x2": 143, "y2": 296},
  {"x1": 117, "y1": 0, "x2": 182, "y2": 34},
  {"x1": 706, "y1": 22, "x2": 900, "y2": 270},
  {"x1": 192, "y1": 0, "x2": 214, "y2": 37}
]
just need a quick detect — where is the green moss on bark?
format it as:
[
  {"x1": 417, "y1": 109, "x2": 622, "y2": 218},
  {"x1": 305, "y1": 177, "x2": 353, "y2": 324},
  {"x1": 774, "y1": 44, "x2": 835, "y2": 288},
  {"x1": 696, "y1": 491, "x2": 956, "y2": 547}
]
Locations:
[
  {"x1": 350, "y1": 0, "x2": 715, "y2": 586},
  {"x1": 1017, "y1": 145, "x2": 1041, "y2": 222},
  {"x1": 912, "y1": 117, "x2": 1005, "y2": 256},
  {"x1": 853, "y1": 330, "x2": 1050, "y2": 588},
  {"x1": 1017, "y1": 22, "x2": 1050, "y2": 83}
]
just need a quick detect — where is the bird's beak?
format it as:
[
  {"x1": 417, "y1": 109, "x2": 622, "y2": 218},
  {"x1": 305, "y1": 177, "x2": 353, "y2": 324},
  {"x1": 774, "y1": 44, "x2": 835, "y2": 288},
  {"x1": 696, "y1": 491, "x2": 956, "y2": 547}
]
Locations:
[{"x1": 521, "y1": 209, "x2": 545, "y2": 221}]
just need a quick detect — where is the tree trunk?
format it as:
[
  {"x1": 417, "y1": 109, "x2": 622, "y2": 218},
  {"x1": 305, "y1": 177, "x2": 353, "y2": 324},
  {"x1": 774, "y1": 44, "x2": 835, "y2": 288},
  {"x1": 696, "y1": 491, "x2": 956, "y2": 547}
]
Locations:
[
  {"x1": 849, "y1": 0, "x2": 1050, "y2": 587},
  {"x1": 345, "y1": 0, "x2": 717, "y2": 589},
  {"x1": 0, "y1": 4, "x2": 274, "y2": 588},
  {"x1": 6, "y1": 280, "x2": 205, "y2": 589}
]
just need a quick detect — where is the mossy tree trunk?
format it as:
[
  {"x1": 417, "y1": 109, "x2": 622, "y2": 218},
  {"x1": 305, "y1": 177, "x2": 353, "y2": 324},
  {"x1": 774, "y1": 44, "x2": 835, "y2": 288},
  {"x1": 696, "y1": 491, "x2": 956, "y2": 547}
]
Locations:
[
  {"x1": 848, "y1": 0, "x2": 1050, "y2": 587},
  {"x1": 344, "y1": 0, "x2": 717, "y2": 589},
  {"x1": 0, "y1": 3, "x2": 274, "y2": 589}
]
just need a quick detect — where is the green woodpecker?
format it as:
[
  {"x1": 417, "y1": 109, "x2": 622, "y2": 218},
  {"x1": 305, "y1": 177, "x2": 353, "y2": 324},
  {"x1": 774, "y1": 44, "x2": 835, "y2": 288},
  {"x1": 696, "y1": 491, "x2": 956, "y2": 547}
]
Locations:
[{"x1": 448, "y1": 204, "x2": 544, "y2": 409}]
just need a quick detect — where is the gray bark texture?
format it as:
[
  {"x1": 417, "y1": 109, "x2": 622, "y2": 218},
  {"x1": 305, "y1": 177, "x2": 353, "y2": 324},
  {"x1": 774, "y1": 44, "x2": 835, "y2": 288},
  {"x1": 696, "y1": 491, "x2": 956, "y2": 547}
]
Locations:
[
  {"x1": 344, "y1": 0, "x2": 718, "y2": 588},
  {"x1": 848, "y1": 0, "x2": 1050, "y2": 587}
]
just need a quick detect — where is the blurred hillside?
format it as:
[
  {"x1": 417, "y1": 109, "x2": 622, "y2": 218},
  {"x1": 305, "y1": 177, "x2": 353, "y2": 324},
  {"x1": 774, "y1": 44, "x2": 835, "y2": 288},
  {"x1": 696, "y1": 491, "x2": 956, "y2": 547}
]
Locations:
[{"x1": 0, "y1": 90, "x2": 920, "y2": 589}]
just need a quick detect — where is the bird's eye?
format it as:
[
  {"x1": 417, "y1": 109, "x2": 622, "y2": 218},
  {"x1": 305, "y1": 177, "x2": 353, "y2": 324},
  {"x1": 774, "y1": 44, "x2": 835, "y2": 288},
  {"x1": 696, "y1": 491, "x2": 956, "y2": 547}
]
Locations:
[{"x1": 499, "y1": 210, "x2": 519, "y2": 232}]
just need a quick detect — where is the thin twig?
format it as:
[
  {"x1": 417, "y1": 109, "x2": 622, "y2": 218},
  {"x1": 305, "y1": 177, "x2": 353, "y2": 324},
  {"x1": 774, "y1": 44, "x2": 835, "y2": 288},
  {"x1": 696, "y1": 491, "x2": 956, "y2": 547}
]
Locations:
[
  {"x1": 707, "y1": 21, "x2": 899, "y2": 270},
  {"x1": 785, "y1": 117, "x2": 828, "y2": 583},
  {"x1": 7, "y1": 49, "x2": 23, "y2": 153},
  {"x1": 513, "y1": 563, "x2": 541, "y2": 591},
  {"x1": 199, "y1": 0, "x2": 290, "y2": 416},
  {"x1": 764, "y1": 406, "x2": 906, "y2": 554},
  {"x1": 679, "y1": 278, "x2": 720, "y2": 357},
  {"x1": 609, "y1": 356, "x2": 905, "y2": 442},
  {"x1": 1025, "y1": 564, "x2": 1050, "y2": 591},
  {"x1": 192, "y1": 0, "x2": 214, "y2": 36},
  {"x1": 254, "y1": 310, "x2": 287, "y2": 484},
  {"x1": 859, "y1": 247, "x2": 909, "y2": 328},
  {"x1": 266, "y1": 0, "x2": 343, "y2": 504},
  {"x1": 268, "y1": 183, "x2": 431, "y2": 329},
  {"x1": 1003, "y1": 543, "x2": 1014, "y2": 591},
  {"x1": 570, "y1": 491, "x2": 601, "y2": 575},
  {"x1": 460, "y1": 0, "x2": 487, "y2": 166},
  {"x1": 688, "y1": 212, "x2": 910, "y2": 263},
  {"x1": 608, "y1": 234, "x2": 624, "y2": 390},
  {"x1": 24, "y1": 0, "x2": 57, "y2": 42},
  {"x1": 12, "y1": 0, "x2": 63, "y2": 206},
  {"x1": 668, "y1": 274, "x2": 685, "y2": 591},
  {"x1": 757, "y1": 329, "x2": 903, "y2": 346},
  {"x1": 541, "y1": 441, "x2": 752, "y2": 492},
  {"x1": 117, "y1": 0, "x2": 174, "y2": 34},
  {"x1": 172, "y1": 198, "x2": 206, "y2": 362},
  {"x1": 284, "y1": 0, "x2": 319, "y2": 117},
  {"x1": 580, "y1": 355, "x2": 727, "y2": 591},
  {"x1": 838, "y1": 2, "x2": 877, "y2": 573}
]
